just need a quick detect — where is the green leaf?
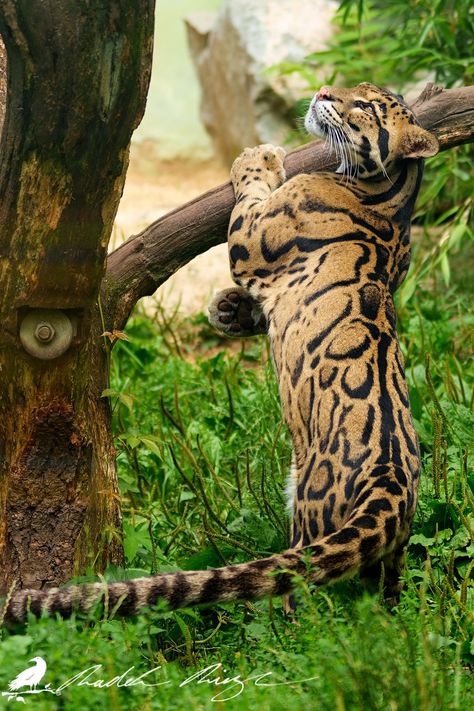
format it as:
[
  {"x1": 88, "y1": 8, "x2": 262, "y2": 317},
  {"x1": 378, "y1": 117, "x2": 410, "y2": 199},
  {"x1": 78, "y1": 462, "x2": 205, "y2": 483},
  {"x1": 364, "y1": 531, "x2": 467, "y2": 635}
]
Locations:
[
  {"x1": 410, "y1": 529, "x2": 453, "y2": 548},
  {"x1": 123, "y1": 522, "x2": 151, "y2": 562},
  {"x1": 179, "y1": 490, "x2": 196, "y2": 503},
  {"x1": 182, "y1": 546, "x2": 232, "y2": 571},
  {"x1": 102, "y1": 388, "x2": 135, "y2": 411},
  {"x1": 410, "y1": 533, "x2": 436, "y2": 547},
  {"x1": 139, "y1": 436, "x2": 162, "y2": 456},
  {"x1": 440, "y1": 253, "x2": 450, "y2": 286}
]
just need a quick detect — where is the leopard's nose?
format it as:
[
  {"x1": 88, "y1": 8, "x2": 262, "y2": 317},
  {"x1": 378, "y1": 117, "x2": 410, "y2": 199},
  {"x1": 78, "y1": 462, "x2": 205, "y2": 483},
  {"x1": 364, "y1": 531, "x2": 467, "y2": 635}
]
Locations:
[{"x1": 316, "y1": 86, "x2": 332, "y2": 101}]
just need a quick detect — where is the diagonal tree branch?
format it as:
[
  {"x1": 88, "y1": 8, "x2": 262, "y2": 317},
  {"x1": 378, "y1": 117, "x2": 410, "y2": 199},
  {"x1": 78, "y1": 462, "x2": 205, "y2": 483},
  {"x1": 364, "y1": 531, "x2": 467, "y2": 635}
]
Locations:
[{"x1": 104, "y1": 83, "x2": 474, "y2": 332}]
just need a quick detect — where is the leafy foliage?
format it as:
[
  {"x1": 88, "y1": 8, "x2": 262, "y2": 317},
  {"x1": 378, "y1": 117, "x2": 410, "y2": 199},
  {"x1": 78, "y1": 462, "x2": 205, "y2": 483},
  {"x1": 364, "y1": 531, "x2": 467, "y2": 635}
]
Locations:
[
  {"x1": 278, "y1": 0, "x2": 473, "y2": 229},
  {"x1": 311, "y1": 0, "x2": 472, "y2": 89}
]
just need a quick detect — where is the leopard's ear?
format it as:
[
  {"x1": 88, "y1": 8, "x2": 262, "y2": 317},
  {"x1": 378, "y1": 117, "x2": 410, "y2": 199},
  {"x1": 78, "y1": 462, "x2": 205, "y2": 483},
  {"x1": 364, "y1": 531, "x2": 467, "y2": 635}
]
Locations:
[{"x1": 400, "y1": 126, "x2": 439, "y2": 158}]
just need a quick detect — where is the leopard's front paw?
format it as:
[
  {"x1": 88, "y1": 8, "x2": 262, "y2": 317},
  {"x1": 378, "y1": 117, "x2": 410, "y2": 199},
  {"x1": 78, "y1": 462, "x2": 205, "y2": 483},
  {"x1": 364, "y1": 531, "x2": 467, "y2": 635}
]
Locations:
[
  {"x1": 230, "y1": 144, "x2": 286, "y2": 193},
  {"x1": 208, "y1": 287, "x2": 267, "y2": 337},
  {"x1": 259, "y1": 144, "x2": 287, "y2": 181}
]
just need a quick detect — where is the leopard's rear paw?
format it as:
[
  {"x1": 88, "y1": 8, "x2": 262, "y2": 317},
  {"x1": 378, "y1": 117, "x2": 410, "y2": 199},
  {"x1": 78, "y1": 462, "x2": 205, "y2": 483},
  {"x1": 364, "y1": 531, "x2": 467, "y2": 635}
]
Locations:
[{"x1": 208, "y1": 287, "x2": 267, "y2": 337}]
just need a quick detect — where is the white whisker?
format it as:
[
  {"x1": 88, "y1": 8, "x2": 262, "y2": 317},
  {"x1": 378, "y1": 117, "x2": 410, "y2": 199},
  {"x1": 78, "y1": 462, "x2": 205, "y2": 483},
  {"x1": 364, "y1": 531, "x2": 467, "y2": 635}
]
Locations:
[
  {"x1": 341, "y1": 124, "x2": 359, "y2": 181},
  {"x1": 335, "y1": 125, "x2": 351, "y2": 185},
  {"x1": 378, "y1": 157, "x2": 393, "y2": 184}
]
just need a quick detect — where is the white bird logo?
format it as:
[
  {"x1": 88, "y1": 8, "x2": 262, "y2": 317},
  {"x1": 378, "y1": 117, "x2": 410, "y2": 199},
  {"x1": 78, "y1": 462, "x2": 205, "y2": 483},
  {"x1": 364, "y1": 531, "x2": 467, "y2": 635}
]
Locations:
[{"x1": 8, "y1": 657, "x2": 47, "y2": 692}]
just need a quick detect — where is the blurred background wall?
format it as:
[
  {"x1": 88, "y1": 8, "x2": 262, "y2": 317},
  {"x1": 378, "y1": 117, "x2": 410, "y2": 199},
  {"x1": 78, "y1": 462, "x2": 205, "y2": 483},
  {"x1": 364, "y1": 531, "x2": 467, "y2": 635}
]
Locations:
[{"x1": 132, "y1": 0, "x2": 223, "y2": 165}]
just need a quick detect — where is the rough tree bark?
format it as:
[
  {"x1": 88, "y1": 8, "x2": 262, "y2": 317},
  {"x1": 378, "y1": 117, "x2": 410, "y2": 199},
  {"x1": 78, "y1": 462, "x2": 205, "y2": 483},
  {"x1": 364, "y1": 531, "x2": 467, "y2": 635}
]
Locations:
[
  {"x1": 0, "y1": 1, "x2": 155, "y2": 595},
  {"x1": 0, "y1": 2, "x2": 472, "y2": 599}
]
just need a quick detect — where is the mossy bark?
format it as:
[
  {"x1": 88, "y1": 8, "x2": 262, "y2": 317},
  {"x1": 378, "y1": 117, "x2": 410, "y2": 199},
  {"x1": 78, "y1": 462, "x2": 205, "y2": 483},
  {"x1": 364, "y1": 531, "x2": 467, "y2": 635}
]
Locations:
[{"x1": 0, "y1": 1, "x2": 155, "y2": 594}]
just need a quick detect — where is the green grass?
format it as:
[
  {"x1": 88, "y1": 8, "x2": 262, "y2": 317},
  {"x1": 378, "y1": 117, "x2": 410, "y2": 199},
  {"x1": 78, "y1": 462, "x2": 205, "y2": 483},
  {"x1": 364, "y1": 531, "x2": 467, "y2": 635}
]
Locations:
[{"x1": 0, "y1": 228, "x2": 472, "y2": 709}]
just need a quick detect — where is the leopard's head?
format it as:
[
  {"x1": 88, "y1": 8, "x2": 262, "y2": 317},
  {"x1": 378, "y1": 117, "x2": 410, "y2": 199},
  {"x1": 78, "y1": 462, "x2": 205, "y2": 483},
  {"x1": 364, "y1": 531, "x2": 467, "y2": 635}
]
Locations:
[{"x1": 304, "y1": 82, "x2": 438, "y2": 178}]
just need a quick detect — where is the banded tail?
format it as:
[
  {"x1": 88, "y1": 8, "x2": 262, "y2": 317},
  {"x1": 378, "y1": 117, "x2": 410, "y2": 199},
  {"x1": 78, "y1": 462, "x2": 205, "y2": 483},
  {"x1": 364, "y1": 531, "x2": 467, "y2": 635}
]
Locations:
[{"x1": 3, "y1": 475, "x2": 409, "y2": 624}]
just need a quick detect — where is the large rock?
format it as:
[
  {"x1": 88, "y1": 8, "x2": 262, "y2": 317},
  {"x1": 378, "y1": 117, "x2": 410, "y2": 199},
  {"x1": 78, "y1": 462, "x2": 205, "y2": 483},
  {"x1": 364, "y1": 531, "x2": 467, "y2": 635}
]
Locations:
[{"x1": 185, "y1": 0, "x2": 337, "y2": 163}]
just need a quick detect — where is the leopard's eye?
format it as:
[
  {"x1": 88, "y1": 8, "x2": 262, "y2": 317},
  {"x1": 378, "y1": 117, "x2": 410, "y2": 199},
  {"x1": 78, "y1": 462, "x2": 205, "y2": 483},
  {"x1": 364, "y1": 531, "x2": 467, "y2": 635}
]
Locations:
[{"x1": 353, "y1": 100, "x2": 375, "y2": 114}]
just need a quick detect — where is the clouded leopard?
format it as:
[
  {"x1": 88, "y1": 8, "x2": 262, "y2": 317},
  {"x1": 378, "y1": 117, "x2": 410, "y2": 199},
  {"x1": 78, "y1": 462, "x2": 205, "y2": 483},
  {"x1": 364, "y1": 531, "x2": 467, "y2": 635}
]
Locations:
[{"x1": 3, "y1": 83, "x2": 438, "y2": 624}]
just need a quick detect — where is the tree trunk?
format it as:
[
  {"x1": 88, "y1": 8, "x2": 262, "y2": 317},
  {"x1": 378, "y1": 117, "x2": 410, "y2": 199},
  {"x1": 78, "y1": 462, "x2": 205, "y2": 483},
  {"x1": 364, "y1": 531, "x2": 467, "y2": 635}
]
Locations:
[{"x1": 0, "y1": 1, "x2": 154, "y2": 595}]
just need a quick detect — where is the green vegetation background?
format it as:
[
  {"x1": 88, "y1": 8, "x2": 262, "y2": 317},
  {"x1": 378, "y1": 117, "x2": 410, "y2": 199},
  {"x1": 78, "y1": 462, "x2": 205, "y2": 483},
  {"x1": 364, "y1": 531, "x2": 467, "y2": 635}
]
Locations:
[{"x1": 0, "y1": 1, "x2": 472, "y2": 709}]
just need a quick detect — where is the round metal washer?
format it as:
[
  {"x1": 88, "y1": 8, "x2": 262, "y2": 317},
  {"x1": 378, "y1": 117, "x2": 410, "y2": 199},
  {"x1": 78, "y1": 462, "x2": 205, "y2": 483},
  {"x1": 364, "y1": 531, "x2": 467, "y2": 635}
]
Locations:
[{"x1": 19, "y1": 309, "x2": 74, "y2": 360}]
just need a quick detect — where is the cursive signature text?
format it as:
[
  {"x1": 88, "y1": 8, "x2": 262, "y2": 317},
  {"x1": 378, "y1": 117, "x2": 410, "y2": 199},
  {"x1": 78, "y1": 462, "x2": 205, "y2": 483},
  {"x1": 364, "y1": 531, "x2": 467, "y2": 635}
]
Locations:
[{"x1": 3, "y1": 661, "x2": 318, "y2": 703}]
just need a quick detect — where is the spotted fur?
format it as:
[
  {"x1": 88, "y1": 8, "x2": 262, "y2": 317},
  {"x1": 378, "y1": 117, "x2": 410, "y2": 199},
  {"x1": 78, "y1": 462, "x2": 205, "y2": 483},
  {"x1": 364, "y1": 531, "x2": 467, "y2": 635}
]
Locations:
[{"x1": 3, "y1": 83, "x2": 438, "y2": 625}]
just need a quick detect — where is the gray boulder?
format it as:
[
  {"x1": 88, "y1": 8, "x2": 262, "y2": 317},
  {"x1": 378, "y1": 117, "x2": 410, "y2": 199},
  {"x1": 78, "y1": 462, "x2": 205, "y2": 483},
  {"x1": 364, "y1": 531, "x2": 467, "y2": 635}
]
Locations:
[{"x1": 185, "y1": 0, "x2": 337, "y2": 163}]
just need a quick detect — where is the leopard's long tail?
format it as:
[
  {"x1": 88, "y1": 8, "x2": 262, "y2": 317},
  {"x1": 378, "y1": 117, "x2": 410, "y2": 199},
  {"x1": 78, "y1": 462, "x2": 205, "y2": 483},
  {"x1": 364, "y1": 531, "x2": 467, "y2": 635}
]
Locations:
[{"x1": 3, "y1": 477, "x2": 410, "y2": 624}]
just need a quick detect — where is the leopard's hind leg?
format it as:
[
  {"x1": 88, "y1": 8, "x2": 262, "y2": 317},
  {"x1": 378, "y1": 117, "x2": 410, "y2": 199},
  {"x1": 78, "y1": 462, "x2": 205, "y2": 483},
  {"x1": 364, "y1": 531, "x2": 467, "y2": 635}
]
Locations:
[
  {"x1": 209, "y1": 144, "x2": 286, "y2": 337},
  {"x1": 208, "y1": 287, "x2": 267, "y2": 337},
  {"x1": 360, "y1": 540, "x2": 409, "y2": 608}
]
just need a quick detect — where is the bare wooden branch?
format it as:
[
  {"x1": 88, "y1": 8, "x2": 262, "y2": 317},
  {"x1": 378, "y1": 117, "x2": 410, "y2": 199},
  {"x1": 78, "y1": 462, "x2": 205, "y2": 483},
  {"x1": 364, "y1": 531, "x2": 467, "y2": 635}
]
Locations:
[{"x1": 105, "y1": 84, "x2": 474, "y2": 331}]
